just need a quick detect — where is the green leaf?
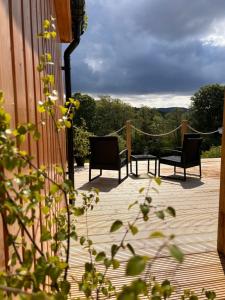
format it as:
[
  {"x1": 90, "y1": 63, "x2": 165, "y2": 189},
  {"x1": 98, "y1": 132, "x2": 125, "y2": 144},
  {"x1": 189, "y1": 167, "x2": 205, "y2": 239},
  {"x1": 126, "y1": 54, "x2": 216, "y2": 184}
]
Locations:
[
  {"x1": 43, "y1": 19, "x2": 50, "y2": 29},
  {"x1": 50, "y1": 184, "x2": 59, "y2": 194},
  {"x1": 139, "y1": 187, "x2": 145, "y2": 193},
  {"x1": 189, "y1": 296, "x2": 198, "y2": 300},
  {"x1": 95, "y1": 251, "x2": 106, "y2": 262},
  {"x1": 111, "y1": 244, "x2": 119, "y2": 257},
  {"x1": 205, "y1": 291, "x2": 216, "y2": 300},
  {"x1": 85, "y1": 262, "x2": 93, "y2": 272},
  {"x1": 110, "y1": 220, "x2": 123, "y2": 232},
  {"x1": 64, "y1": 120, "x2": 71, "y2": 128},
  {"x1": 169, "y1": 245, "x2": 184, "y2": 263},
  {"x1": 17, "y1": 125, "x2": 27, "y2": 135},
  {"x1": 104, "y1": 258, "x2": 112, "y2": 268},
  {"x1": 154, "y1": 177, "x2": 161, "y2": 185},
  {"x1": 112, "y1": 259, "x2": 120, "y2": 269},
  {"x1": 129, "y1": 224, "x2": 138, "y2": 235},
  {"x1": 155, "y1": 210, "x2": 165, "y2": 220},
  {"x1": 0, "y1": 90, "x2": 4, "y2": 103},
  {"x1": 41, "y1": 226, "x2": 52, "y2": 242},
  {"x1": 80, "y1": 236, "x2": 86, "y2": 245},
  {"x1": 33, "y1": 129, "x2": 41, "y2": 140},
  {"x1": 128, "y1": 200, "x2": 138, "y2": 210},
  {"x1": 55, "y1": 230, "x2": 67, "y2": 241},
  {"x1": 126, "y1": 255, "x2": 147, "y2": 276},
  {"x1": 131, "y1": 279, "x2": 147, "y2": 294},
  {"x1": 127, "y1": 243, "x2": 136, "y2": 256},
  {"x1": 42, "y1": 206, "x2": 50, "y2": 215},
  {"x1": 149, "y1": 231, "x2": 165, "y2": 239},
  {"x1": 37, "y1": 105, "x2": 46, "y2": 113},
  {"x1": 145, "y1": 196, "x2": 152, "y2": 203},
  {"x1": 60, "y1": 280, "x2": 71, "y2": 295},
  {"x1": 166, "y1": 206, "x2": 176, "y2": 217}
]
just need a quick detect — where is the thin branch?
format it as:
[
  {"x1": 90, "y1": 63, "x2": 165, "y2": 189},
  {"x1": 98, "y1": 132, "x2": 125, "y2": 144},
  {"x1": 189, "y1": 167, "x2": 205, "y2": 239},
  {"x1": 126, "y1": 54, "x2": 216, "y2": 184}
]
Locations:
[
  {"x1": 1, "y1": 212, "x2": 23, "y2": 265},
  {"x1": 63, "y1": 190, "x2": 70, "y2": 281},
  {"x1": 49, "y1": 111, "x2": 65, "y2": 177},
  {"x1": 0, "y1": 285, "x2": 31, "y2": 295},
  {"x1": 4, "y1": 191, "x2": 44, "y2": 257},
  {"x1": 85, "y1": 209, "x2": 93, "y2": 264}
]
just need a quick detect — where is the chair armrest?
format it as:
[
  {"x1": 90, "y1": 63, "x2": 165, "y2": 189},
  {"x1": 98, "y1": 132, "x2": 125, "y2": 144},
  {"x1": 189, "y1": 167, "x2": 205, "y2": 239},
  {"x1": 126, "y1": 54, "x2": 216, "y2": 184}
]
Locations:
[
  {"x1": 161, "y1": 148, "x2": 182, "y2": 156},
  {"x1": 119, "y1": 148, "x2": 128, "y2": 157}
]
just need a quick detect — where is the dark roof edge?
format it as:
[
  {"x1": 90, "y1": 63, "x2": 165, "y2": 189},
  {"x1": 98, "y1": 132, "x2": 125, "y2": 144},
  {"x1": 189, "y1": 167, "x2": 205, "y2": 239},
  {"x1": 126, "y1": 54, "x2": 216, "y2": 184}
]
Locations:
[{"x1": 71, "y1": 0, "x2": 86, "y2": 38}]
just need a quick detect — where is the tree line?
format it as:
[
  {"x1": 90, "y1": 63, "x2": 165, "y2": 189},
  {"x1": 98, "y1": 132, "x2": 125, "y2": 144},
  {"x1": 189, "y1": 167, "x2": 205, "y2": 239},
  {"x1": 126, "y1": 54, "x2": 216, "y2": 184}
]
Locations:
[{"x1": 73, "y1": 84, "x2": 224, "y2": 155}]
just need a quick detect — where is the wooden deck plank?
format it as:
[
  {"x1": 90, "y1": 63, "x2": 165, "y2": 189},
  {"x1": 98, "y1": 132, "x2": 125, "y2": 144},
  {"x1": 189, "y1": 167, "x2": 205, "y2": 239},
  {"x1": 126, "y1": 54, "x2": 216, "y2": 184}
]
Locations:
[{"x1": 69, "y1": 158, "x2": 225, "y2": 299}]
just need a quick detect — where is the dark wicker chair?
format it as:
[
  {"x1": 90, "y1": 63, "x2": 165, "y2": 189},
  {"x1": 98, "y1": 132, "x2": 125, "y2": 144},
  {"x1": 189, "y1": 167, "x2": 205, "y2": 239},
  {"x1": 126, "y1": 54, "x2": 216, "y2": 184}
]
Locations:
[
  {"x1": 158, "y1": 136, "x2": 202, "y2": 180},
  {"x1": 89, "y1": 136, "x2": 128, "y2": 184}
]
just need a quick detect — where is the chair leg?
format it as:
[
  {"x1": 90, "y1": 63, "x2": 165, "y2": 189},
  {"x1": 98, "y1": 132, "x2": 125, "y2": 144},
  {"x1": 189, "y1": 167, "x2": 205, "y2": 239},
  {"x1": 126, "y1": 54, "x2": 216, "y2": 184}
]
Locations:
[
  {"x1": 119, "y1": 169, "x2": 121, "y2": 184},
  {"x1": 136, "y1": 160, "x2": 138, "y2": 176},
  {"x1": 155, "y1": 159, "x2": 157, "y2": 176},
  {"x1": 184, "y1": 168, "x2": 186, "y2": 181},
  {"x1": 89, "y1": 167, "x2": 92, "y2": 181},
  {"x1": 89, "y1": 168, "x2": 102, "y2": 182},
  {"x1": 199, "y1": 162, "x2": 202, "y2": 178},
  {"x1": 174, "y1": 166, "x2": 176, "y2": 174},
  {"x1": 126, "y1": 162, "x2": 128, "y2": 177},
  {"x1": 158, "y1": 162, "x2": 161, "y2": 177}
]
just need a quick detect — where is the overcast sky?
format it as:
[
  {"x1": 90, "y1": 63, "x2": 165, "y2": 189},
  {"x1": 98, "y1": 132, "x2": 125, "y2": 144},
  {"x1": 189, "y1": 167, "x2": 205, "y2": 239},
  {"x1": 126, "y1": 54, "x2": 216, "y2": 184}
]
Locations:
[{"x1": 70, "y1": 0, "x2": 225, "y2": 108}]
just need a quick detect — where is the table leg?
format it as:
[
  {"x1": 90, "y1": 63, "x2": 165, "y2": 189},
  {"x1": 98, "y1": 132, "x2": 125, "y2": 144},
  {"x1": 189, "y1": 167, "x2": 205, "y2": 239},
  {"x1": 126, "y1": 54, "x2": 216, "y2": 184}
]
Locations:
[{"x1": 136, "y1": 160, "x2": 138, "y2": 176}]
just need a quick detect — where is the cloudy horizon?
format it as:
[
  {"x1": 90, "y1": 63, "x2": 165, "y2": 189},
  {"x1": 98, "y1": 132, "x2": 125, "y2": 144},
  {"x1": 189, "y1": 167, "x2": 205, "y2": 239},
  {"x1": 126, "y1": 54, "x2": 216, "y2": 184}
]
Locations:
[{"x1": 69, "y1": 0, "x2": 225, "y2": 108}]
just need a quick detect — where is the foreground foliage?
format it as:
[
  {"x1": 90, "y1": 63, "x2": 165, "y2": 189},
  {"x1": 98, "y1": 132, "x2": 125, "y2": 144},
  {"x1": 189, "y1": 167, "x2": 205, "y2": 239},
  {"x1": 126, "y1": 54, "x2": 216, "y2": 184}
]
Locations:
[{"x1": 0, "y1": 18, "x2": 216, "y2": 300}]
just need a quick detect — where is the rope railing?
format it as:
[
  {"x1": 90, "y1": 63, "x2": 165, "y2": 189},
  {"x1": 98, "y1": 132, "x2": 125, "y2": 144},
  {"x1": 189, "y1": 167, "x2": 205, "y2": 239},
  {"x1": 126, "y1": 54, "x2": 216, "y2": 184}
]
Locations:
[
  {"x1": 106, "y1": 125, "x2": 126, "y2": 136},
  {"x1": 131, "y1": 124, "x2": 182, "y2": 137},
  {"x1": 187, "y1": 124, "x2": 219, "y2": 135},
  {"x1": 73, "y1": 125, "x2": 125, "y2": 137},
  {"x1": 74, "y1": 122, "x2": 221, "y2": 138}
]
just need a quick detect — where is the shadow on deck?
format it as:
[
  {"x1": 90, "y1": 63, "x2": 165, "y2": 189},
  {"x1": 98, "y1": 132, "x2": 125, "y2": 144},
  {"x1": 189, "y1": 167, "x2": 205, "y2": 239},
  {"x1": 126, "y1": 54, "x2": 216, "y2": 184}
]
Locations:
[{"x1": 69, "y1": 158, "x2": 225, "y2": 299}]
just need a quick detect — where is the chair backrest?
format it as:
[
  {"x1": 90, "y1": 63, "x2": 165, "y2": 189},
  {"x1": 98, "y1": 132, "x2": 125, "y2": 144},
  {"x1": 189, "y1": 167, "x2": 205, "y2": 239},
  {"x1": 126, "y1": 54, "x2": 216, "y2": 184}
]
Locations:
[
  {"x1": 89, "y1": 136, "x2": 120, "y2": 167},
  {"x1": 183, "y1": 133, "x2": 200, "y2": 143},
  {"x1": 182, "y1": 137, "x2": 202, "y2": 163}
]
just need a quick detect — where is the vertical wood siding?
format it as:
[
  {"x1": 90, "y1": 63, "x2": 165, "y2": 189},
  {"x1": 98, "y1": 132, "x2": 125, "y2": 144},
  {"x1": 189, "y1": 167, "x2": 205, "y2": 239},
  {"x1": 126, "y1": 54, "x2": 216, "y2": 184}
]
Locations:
[{"x1": 0, "y1": 0, "x2": 66, "y2": 269}]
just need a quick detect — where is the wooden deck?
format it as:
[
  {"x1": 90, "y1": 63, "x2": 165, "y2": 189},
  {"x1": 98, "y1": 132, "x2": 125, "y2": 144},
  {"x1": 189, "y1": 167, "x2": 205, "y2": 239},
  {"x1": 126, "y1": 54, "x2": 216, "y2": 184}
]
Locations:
[{"x1": 69, "y1": 158, "x2": 225, "y2": 299}]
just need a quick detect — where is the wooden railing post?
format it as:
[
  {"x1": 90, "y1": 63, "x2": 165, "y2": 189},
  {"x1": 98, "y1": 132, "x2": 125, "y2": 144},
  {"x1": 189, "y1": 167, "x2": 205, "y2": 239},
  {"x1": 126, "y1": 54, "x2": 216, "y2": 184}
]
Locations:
[
  {"x1": 217, "y1": 90, "x2": 225, "y2": 254},
  {"x1": 181, "y1": 120, "x2": 188, "y2": 145},
  {"x1": 126, "y1": 120, "x2": 132, "y2": 162}
]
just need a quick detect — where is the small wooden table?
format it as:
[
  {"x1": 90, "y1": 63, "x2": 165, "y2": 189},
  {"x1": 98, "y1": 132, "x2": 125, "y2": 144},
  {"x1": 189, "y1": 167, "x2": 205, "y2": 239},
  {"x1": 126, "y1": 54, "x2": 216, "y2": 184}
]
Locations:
[{"x1": 130, "y1": 154, "x2": 157, "y2": 176}]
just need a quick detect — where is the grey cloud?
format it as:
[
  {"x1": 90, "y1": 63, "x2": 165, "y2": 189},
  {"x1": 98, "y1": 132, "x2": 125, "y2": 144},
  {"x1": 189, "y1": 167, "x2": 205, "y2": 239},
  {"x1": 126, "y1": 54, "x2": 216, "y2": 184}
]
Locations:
[{"x1": 70, "y1": 0, "x2": 225, "y2": 96}]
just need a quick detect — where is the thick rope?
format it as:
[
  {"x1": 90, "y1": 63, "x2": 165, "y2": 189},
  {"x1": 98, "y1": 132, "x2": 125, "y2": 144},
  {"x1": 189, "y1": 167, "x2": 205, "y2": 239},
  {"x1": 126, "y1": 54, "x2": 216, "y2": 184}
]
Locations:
[
  {"x1": 73, "y1": 125, "x2": 125, "y2": 137},
  {"x1": 131, "y1": 124, "x2": 182, "y2": 137},
  {"x1": 106, "y1": 125, "x2": 126, "y2": 136},
  {"x1": 187, "y1": 124, "x2": 219, "y2": 135}
]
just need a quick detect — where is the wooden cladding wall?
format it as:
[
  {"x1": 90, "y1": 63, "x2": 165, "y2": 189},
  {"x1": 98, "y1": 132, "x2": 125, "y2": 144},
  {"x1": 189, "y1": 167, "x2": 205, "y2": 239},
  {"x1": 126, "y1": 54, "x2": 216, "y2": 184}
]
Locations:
[{"x1": 0, "y1": 0, "x2": 66, "y2": 268}]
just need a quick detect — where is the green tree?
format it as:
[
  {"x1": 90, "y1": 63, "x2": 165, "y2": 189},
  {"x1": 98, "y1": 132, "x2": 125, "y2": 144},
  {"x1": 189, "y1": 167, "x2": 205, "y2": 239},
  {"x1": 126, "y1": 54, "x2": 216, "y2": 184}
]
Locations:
[
  {"x1": 94, "y1": 96, "x2": 135, "y2": 135},
  {"x1": 73, "y1": 93, "x2": 96, "y2": 132},
  {"x1": 164, "y1": 108, "x2": 186, "y2": 147},
  {"x1": 189, "y1": 84, "x2": 224, "y2": 149}
]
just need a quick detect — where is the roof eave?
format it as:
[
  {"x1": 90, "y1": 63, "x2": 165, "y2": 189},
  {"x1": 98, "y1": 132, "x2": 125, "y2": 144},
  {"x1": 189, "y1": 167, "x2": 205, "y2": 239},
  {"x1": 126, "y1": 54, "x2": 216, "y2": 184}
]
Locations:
[{"x1": 54, "y1": 0, "x2": 73, "y2": 43}]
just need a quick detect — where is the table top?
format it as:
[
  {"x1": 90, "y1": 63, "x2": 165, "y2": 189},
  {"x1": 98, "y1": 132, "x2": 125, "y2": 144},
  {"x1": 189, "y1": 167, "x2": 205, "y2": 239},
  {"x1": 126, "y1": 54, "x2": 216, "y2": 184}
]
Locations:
[{"x1": 131, "y1": 154, "x2": 157, "y2": 160}]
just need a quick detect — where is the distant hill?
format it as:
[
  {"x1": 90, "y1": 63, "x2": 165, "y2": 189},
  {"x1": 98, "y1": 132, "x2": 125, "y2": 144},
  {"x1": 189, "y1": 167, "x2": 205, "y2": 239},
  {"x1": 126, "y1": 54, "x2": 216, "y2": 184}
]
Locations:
[{"x1": 157, "y1": 107, "x2": 188, "y2": 114}]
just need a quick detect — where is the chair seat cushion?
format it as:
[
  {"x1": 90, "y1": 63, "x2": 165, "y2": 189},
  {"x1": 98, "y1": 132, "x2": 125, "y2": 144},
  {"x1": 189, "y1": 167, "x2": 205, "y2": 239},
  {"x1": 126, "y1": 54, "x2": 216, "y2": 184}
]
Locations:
[{"x1": 159, "y1": 155, "x2": 182, "y2": 166}]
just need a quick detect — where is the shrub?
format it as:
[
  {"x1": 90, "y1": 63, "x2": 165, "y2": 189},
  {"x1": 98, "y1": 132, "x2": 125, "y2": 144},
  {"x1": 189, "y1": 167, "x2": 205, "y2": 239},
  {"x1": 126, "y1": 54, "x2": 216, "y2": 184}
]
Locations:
[{"x1": 202, "y1": 145, "x2": 221, "y2": 158}]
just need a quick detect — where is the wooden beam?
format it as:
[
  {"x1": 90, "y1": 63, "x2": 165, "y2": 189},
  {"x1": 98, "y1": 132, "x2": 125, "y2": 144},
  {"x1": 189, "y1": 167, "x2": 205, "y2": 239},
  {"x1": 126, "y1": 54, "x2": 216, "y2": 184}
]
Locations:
[
  {"x1": 181, "y1": 120, "x2": 188, "y2": 145},
  {"x1": 217, "y1": 90, "x2": 225, "y2": 254},
  {"x1": 126, "y1": 120, "x2": 132, "y2": 162},
  {"x1": 54, "y1": 0, "x2": 72, "y2": 43}
]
